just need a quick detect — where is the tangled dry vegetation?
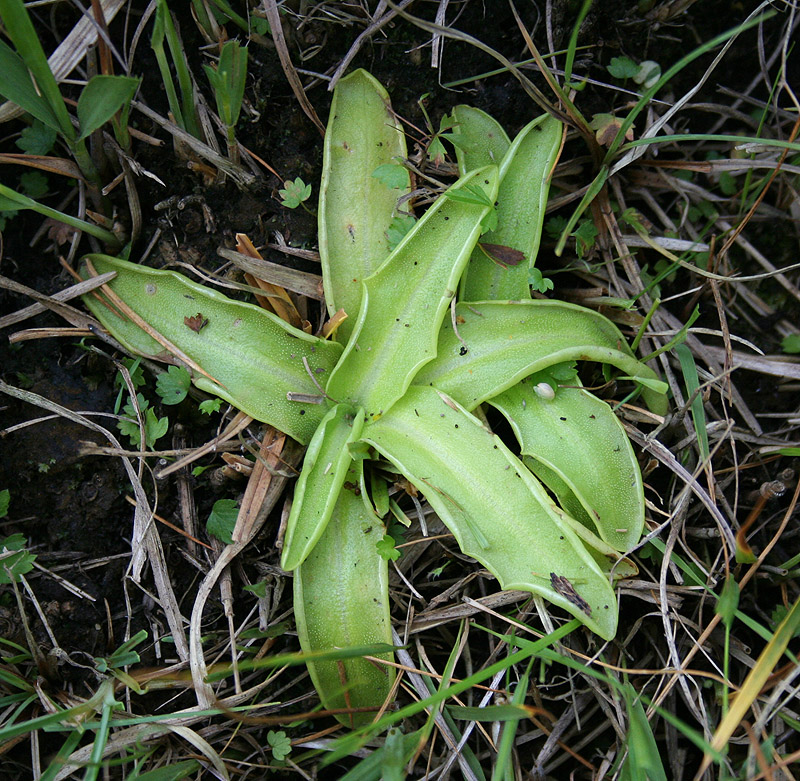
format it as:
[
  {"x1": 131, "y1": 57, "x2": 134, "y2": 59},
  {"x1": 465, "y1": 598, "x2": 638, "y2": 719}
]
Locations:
[{"x1": 1, "y1": 1, "x2": 800, "y2": 779}]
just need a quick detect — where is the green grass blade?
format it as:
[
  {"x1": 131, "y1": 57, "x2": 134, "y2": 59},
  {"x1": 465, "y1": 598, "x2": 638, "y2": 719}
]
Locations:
[
  {"x1": 0, "y1": 183, "x2": 120, "y2": 246},
  {"x1": 294, "y1": 461, "x2": 395, "y2": 728},
  {"x1": 319, "y1": 68, "x2": 410, "y2": 341},
  {"x1": 619, "y1": 683, "x2": 668, "y2": 781},
  {"x1": 323, "y1": 619, "x2": 581, "y2": 764},
  {"x1": 415, "y1": 300, "x2": 668, "y2": 415},
  {"x1": 79, "y1": 255, "x2": 342, "y2": 444},
  {"x1": 0, "y1": 0, "x2": 74, "y2": 139},
  {"x1": 674, "y1": 343, "x2": 710, "y2": 462},
  {"x1": 327, "y1": 167, "x2": 498, "y2": 419},
  {"x1": 0, "y1": 40, "x2": 60, "y2": 131},
  {"x1": 281, "y1": 404, "x2": 364, "y2": 571},
  {"x1": 363, "y1": 386, "x2": 618, "y2": 639}
]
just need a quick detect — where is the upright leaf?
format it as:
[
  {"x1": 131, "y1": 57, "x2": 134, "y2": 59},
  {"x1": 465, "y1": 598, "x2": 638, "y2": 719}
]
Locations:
[
  {"x1": 449, "y1": 105, "x2": 511, "y2": 174},
  {"x1": 319, "y1": 69, "x2": 409, "y2": 341},
  {"x1": 294, "y1": 462, "x2": 395, "y2": 727},
  {"x1": 363, "y1": 386, "x2": 618, "y2": 639},
  {"x1": 415, "y1": 300, "x2": 668, "y2": 415},
  {"x1": 281, "y1": 404, "x2": 365, "y2": 571},
  {"x1": 459, "y1": 114, "x2": 563, "y2": 300},
  {"x1": 327, "y1": 167, "x2": 499, "y2": 420},
  {"x1": 80, "y1": 255, "x2": 342, "y2": 444},
  {"x1": 76, "y1": 75, "x2": 140, "y2": 141}
]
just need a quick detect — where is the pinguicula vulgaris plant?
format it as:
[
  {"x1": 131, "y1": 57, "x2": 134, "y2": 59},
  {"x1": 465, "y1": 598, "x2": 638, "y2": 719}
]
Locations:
[{"x1": 78, "y1": 70, "x2": 668, "y2": 726}]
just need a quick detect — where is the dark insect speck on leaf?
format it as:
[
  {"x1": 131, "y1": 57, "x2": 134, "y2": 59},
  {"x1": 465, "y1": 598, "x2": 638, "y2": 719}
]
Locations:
[{"x1": 459, "y1": 346, "x2": 468, "y2": 356}]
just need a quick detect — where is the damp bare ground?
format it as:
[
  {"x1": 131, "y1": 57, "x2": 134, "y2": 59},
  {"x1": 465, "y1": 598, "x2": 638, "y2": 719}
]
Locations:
[{"x1": 1, "y1": 1, "x2": 799, "y2": 778}]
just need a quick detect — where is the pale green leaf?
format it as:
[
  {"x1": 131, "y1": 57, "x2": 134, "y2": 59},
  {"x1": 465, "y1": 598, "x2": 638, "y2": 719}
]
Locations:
[
  {"x1": 449, "y1": 105, "x2": 511, "y2": 174},
  {"x1": 363, "y1": 387, "x2": 618, "y2": 639},
  {"x1": 327, "y1": 167, "x2": 499, "y2": 420},
  {"x1": 80, "y1": 255, "x2": 342, "y2": 445},
  {"x1": 459, "y1": 114, "x2": 563, "y2": 300},
  {"x1": 281, "y1": 404, "x2": 365, "y2": 571},
  {"x1": 319, "y1": 69, "x2": 409, "y2": 341},
  {"x1": 416, "y1": 300, "x2": 668, "y2": 415},
  {"x1": 294, "y1": 461, "x2": 394, "y2": 727},
  {"x1": 489, "y1": 382, "x2": 645, "y2": 552}
]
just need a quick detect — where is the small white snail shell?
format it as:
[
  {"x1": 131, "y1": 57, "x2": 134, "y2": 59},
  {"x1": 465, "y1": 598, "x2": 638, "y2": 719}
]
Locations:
[{"x1": 534, "y1": 382, "x2": 556, "y2": 400}]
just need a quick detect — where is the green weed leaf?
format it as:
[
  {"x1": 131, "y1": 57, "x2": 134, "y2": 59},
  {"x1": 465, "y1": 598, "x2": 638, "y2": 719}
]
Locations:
[
  {"x1": 199, "y1": 398, "x2": 223, "y2": 414},
  {"x1": 207, "y1": 499, "x2": 238, "y2": 544},
  {"x1": 16, "y1": 120, "x2": 56, "y2": 154},
  {"x1": 76, "y1": 75, "x2": 140, "y2": 141},
  {"x1": 267, "y1": 730, "x2": 292, "y2": 761},
  {"x1": 278, "y1": 177, "x2": 312, "y2": 209},
  {"x1": 376, "y1": 534, "x2": 400, "y2": 562},
  {"x1": 607, "y1": 56, "x2": 640, "y2": 79},
  {"x1": 529, "y1": 267, "x2": 554, "y2": 293},
  {"x1": 386, "y1": 214, "x2": 416, "y2": 250},
  {"x1": 0, "y1": 534, "x2": 36, "y2": 584},
  {"x1": 156, "y1": 365, "x2": 191, "y2": 405},
  {"x1": 0, "y1": 489, "x2": 8, "y2": 518},
  {"x1": 781, "y1": 334, "x2": 800, "y2": 354},
  {"x1": 118, "y1": 394, "x2": 168, "y2": 448}
]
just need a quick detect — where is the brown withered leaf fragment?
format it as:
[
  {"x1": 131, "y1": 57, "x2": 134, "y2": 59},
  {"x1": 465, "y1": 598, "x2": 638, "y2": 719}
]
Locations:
[
  {"x1": 184, "y1": 313, "x2": 209, "y2": 332},
  {"x1": 550, "y1": 572, "x2": 592, "y2": 617},
  {"x1": 478, "y1": 243, "x2": 525, "y2": 269}
]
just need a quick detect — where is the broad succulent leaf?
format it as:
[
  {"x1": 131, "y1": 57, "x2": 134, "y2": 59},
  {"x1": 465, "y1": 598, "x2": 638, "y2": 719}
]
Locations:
[
  {"x1": 363, "y1": 386, "x2": 618, "y2": 640},
  {"x1": 79, "y1": 255, "x2": 341, "y2": 444},
  {"x1": 489, "y1": 381, "x2": 645, "y2": 552},
  {"x1": 327, "y1": 167, "x2": 499, "y2": 420},
  {"x1": 416, "y1": 300, "x2": 668, "y2": 415},
  {"x1": 281, "y1": 404, "x2": 365, "y2": 571},
  {"x1": 294, "y1": 461, "x2": 394, "y2": 727},
  {"x1": 458, "y1": 113, "x2": 563, "y2": 301},
  {"x1": 319, "y1": 69, "x2": 410, "y2": 341},
  {"x1": 450, "y1": 104, "x2": 511, "y2": 173}
]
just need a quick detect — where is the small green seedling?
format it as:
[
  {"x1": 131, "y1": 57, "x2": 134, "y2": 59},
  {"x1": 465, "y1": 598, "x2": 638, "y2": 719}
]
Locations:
[
  {"x1": 278, "y1": 177, "x2": 313, "y2": 211},
  {"x1": 203, "y1": 39, "x2": 248, "y2": 163},
  {"x1": 78, "y1": 70, "x2": 667, "y2": 728}
]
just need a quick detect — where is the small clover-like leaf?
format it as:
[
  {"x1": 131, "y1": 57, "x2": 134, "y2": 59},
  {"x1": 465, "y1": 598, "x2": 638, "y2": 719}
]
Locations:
[
  {"x1": 386, "y1": 214, "x2": 416, "y2": 250},
  {"x1": 528, "y1": 267, "x2": 554, "y2": 293},
  {"x1": 376, "y1": 533, "x2": 401, "y2": 562},
  {"x1": 156, "y1": 365, "x2": 190, "y2": 405},
  {"x1": 207, "y1": 499, "x2": 238, "y2": 544},
  {"x1": 198, "y1": 398, "x2": 223, "y2": 414},
  {"x1": 15, "y1": 120, "x2": 57, "y2": 154},
  {"x1": 607, "y1": 56, "x2": 640, "y2": 79},
  {"x1": 781, "y1": 334, "x2": 800, "y2": 354},
  {"x1": 267, "y1": 730, "x2": 292, "y2": 761},
  {"x1": 278, "y1": 177, "x2": 312, "y2": 209}
]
